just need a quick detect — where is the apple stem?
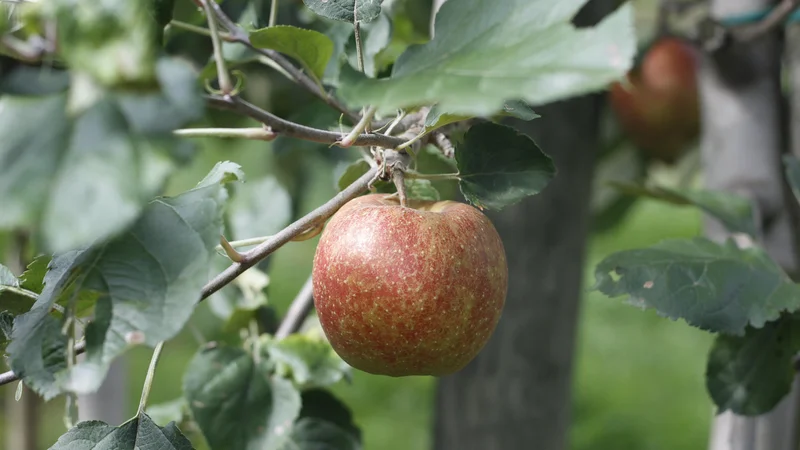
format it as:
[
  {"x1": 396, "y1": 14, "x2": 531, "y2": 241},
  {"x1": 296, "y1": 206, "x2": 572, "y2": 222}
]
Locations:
[{"x1": 392, "y1": 168, "x2": 408, "y2": 207}]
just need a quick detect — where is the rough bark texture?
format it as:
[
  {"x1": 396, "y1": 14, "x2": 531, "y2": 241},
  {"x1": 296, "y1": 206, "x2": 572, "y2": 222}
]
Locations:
[
  {"x1": 431, "y1": 4, "x2": 609, "y2": 449},
  {"x1": 704, "y1": 1, "x2": 800, "y2": 449},
  {"x1": 432, "y1": 96, "x2": 603, "y2": 450}
]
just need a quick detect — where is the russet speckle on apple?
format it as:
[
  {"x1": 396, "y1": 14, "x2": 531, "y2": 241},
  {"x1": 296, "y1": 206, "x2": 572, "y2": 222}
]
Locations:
[{"x1": 312, "y1": 194, "x2": 508, "y2": 377}]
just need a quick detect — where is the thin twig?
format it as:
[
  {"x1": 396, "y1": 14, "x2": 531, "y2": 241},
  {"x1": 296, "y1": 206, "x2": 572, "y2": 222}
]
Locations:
[
  {"x1": 207, "y1": 95, "x2": 405, "y2": 148},
  {"x1": 0, "y1": 167, "x2": 379, "y2": 389},
  {"x1": 204, "y1": 0, "x2": 359, "y2": 123},
  {"x1": 275, "y1": 276, "x2": 315, "y2": 339},
  {"x1": 167, "y1": 20, "x2": 235, "y2": 41},
  {"x1": 200, "y1": 0, "x2": 233, "y2": 94},
  {"x1": 340, "y1": 106, "x2": 378, "y2": 147},
  {"x1": 174, "y1": 127, "x2": 276, "y2": 141},
  {"x1": 405, "y1": 171, "x2": 460, "y2": 181},
  {"x1": 136, "y1": 341, "x2": 165, "y2": 416},
  {"x1": 200, "y1": 165, "x2": 379, "y2": 300}
]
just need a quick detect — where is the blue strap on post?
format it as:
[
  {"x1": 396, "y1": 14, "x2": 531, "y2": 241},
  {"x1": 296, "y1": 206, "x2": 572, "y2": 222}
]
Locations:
[{"x1": 718, "y1": 6, "x2": 800, "y2": 27}]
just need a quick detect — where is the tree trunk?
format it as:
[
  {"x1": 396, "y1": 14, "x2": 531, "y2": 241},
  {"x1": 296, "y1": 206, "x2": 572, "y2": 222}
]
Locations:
[
  {"x1": 703, "y1": 1, "x2": 800, "y2": 449},
  {"x1": 431, "y1": 4, "x2": 610, "y2": 449}
]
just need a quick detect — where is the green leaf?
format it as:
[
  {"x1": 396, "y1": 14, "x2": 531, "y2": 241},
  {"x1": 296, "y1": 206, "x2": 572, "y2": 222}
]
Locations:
[
  {"x1": 338, "y1": 1, "x2": 635, "y2": 116},
  {"x1": 784, "y1": 155, "x2": 800, "y2": 206},
  {"x1": 499, "y1": 100, "x2": 540, "y2": 121},
  {"x1": 609, "y1": 183, "x2": 758, "y2": 237},
  {"x1": 277, "y1": 418, "x2": 362, "y2": 450},
  {"x1": 19, "y1": 255, "x2": 51, "y2": 294},
  {"x1": 0, "y1": 264, "x2": 37, "y2": 316},
  {"x1": 0, "y1": 56, "x2": 203, "y2": 254},
  {"x1": 8, "y1": 251, "x2": 90, "y2": 399},
  {"x1": 593, "y1": 237, "x2": 800, "y2": 335},
  {"x1": 266, "y1": 333, "x2": 351, "y2": 388},
  {"x1": 303, "y1": 0, "x2": 385, "y2": 23},
  {"x1": 250, "y1": 26, "x2": 335, "y2": 80},
  {"x1": 54, "y1": 0, "x2": 157, "y2": 86},
  {"x1": 229, "y1": 176, "x2": 292, "y2": 241},
  {"x1": 183, "y1": 345, "x2": 301, "y2": 450},
  {"x1": 50, "y1": 413, "x2": 194, "y2": 450},
  {"x1": 706, "y1": 316, "x2": 800, "y2": 416},
  {"x1": 423, "y1": 100, "x2": 538, "y2": 136},
  {"x1": 456, "y1": 122, "x2": 555, "y2": 210},
  {"x1": 198, "y1": 161, "x2": 247, "y2": 189},
  {"x1": 9, "y1": 165, "x2": 242, "y2": 398},
  {"x1": 337, "y1": 160, "x2": 373, "y2": 191},
  {"x1": 298, "y1": 389, "x2": 361, "y2": 438},
  {"x1": 403, "y1": 179, "x2": 440, "y2": 201},
  {"x1": 0, "y1": 65, "x2": 70, "y2": 96},
  {"x1": 322, "y1": 22, "x2": 355, "y2": 86}
]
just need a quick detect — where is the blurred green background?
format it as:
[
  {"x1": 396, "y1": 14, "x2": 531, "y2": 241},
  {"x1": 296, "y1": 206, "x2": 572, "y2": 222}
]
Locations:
[{"x1": 0, "y1": 138, "x2": 714, "y2": 449}]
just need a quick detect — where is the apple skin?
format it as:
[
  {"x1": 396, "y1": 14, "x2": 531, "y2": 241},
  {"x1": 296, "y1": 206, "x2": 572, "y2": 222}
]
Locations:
[
  {"x1": 609, "y1": 37, "x2": 700, "y2": 163},
  {"x1": 311, "y1": 194, "x2": 508, "y2": 377}
]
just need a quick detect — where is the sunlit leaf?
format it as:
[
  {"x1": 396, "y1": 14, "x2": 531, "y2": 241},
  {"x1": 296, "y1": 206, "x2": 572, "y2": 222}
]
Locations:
[
  {"x1": 303, "y1": 0, "x2": 385, "y2": 23},
  {"x1": 338, "y1": 0, "x2": 635, "y2": 116},
  {"x1": 250, "y1": 26, "x2": 335, "y2": 80}
]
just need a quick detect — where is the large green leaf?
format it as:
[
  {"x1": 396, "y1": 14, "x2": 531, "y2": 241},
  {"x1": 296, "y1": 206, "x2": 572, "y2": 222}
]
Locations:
[
  {"x1": 423, "y1": 100, "x2": 538, "y2": 136},
  {"x1": 7, "y1": 251, "x2": 91, "y2": 399},
  {"x1": 8, "y1": 164, "x2": 241, "y2": 398},
  {"x1": 706, "y1": 316, "x2": 800, "y2": 416},
  {"x1": 610, "y1": 183, "x2": 757, "y2": 236},
  {"x1": 593, "y1": 237, "x2": 800, "y2": 335},
  {"x1": 338, "y1": 0, "x2": 635, "y2": 115},
  {"x1": 183, "y1": 345, "x2": 301, "y2": 450},
  {"x1": 456, "y1": 122, "x2": 555, "y2": 210},
  {"x1": 303, "y1": 0, "x2": 385, "y2": 23},
  {"x1": 0, "y1": 57, "x2": 203, "y2": 254},
  {"x1": 250, "y1": 26, "x2": 335, "y2": 80},
  {"x1": 266, "y1": 333, "x2": 351, "y2": 388},
  {"x1": 50, "y1": 413, "x2": 193, "y2": 450}
]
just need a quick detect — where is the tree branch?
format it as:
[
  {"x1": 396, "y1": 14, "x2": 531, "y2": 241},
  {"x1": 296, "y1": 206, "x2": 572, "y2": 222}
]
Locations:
[
  {"x1": 200, "y1": 164, "x2": 379, "y2": 300},
  {"x1": 204, "y1": 0, "x2": 359, "y2": 123},
  {"x1": 207, "y1": 95, "x2": 405, "y2": 148},
  {"x1": 275, "y1": 276, "x2": 315, "y2": 339},
  {"x1": 0, "y1": 165, "x2": 379, "y2": 389}
]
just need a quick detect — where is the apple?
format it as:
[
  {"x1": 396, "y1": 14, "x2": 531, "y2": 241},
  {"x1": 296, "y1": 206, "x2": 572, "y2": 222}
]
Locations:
[
  {"x1": 311, "y1": 194, "x2": 508, "y2": 377},
  {"x1": 609, "y1": 37, "x2": 700, "y2": 163}
]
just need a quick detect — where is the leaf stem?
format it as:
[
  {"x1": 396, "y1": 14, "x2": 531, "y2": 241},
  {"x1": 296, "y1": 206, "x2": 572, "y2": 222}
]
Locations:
[
  {"x1": 405, "y1": 171, "x2": 461, "y2": 181},
  {"x1": 340, "y1": 106, "x2": 377, "y2": 147},
  {"x1": 200, "y1": 0, "x2": 233, "y2": 94},
  {"x1": 137, "y1": 341, "x2": 165, "y2": 416},
  {"x1": 167, "y1": 20, "x2": 234, "y2": 41},
  {"x1": 269, "y1": 0, "x2": 279, "y2": 27},
  {"x1": 354, "y1": 21, "x2": 365, "y2": 73},
  {"x1": 174, "y1": 127, "x2": 276, "y2": 141},
  {"x1": 396, "y1": 131, "x2": 427, "y2": 152},
  {"x1": 207, "y1": 95, "x2": 404, "y2": 148}
]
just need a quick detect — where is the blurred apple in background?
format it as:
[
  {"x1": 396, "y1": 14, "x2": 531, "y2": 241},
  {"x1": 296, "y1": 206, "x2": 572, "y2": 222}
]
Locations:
[{"x1": 609, "y1": 37, "x2": 700, "y2": 164}]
